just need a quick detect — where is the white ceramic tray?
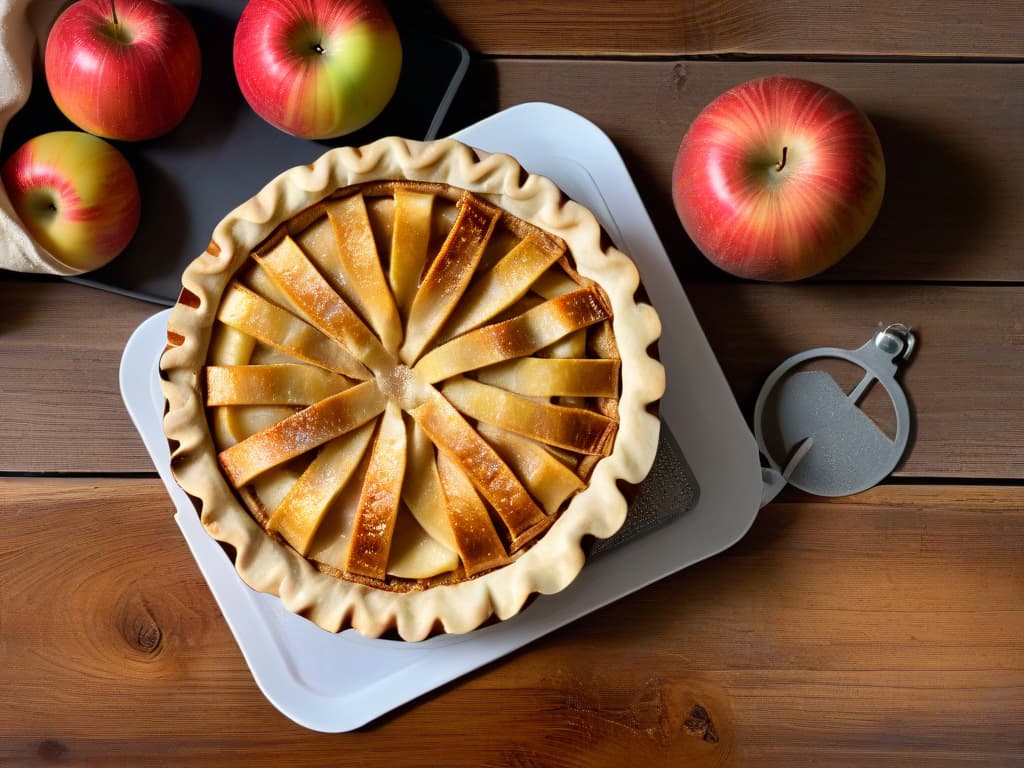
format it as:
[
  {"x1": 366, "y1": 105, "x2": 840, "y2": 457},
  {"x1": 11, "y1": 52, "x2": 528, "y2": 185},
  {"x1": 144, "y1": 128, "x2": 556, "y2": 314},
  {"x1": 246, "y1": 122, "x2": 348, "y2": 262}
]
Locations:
[{"x1": 119, "y1": 103, "x2": 763, "y2": 732}]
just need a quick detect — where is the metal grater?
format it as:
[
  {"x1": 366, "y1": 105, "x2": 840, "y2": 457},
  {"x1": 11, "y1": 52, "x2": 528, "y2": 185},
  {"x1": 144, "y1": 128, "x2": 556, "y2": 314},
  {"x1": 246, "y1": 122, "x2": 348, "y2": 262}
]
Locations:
[{"x1": 592, "y1": 421, "x2": 700, "y2": 555}]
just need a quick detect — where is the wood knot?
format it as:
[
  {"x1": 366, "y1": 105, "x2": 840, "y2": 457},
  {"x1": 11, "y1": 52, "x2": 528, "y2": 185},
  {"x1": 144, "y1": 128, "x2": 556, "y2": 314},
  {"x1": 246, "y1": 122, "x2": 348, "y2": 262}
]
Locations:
[
  {"x1": 37, "y1": 739, "x2": 67, "y2": 760},
  {"x1": 118, "y1": 598, "x2": 164, "y2": 656},
  {"x1": 671, "y1": 63, "x2": 688, "y2": 93},
  {"x1": 683, "y1": 704, "x2": 719, "y2": 744}
]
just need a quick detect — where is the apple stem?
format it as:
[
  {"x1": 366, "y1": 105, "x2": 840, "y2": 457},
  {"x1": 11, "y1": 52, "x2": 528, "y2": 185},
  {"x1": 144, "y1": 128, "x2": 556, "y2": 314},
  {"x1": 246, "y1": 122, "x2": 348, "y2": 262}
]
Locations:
[
  {"x1": 775, "y1": 146, "x2": 788, "y2": 172},
  {"x1": 312, "y1": 42, "x2": 325, "y2": 55},
  {"x1": 110, "y1": 0, "x2": 118, "y2": 26}
]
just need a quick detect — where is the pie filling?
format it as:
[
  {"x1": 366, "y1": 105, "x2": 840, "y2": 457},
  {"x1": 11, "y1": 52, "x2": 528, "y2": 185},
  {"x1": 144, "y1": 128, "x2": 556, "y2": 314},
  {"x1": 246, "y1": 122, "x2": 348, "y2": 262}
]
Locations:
[{"x1": 203, "y1": 181, "x2": 622, "y2": 591}]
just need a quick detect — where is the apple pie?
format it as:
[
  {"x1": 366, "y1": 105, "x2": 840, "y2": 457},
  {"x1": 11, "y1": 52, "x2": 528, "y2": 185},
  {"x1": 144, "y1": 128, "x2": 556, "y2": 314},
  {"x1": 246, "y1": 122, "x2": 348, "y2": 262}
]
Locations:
[{"x1": 160, "y1": 137, "x2": 664, "y2": 641}]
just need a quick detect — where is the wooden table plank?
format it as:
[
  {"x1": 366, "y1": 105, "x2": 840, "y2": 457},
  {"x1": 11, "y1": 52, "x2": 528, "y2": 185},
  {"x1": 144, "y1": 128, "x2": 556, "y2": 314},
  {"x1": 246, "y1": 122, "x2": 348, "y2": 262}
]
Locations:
[
  {"x1": 1, "y1": 279, "x2": 1021, "y2": 480},
  {"x1": 0, "y1": 277, "x2": 156, "y2": 473},
  {"x1": 685, "y1": 283, "x2": 1024, "y2": 480},
  {"x1": 424, "y1": 1, "x2": 1024, "y2": 57},
  {"x1": 456, "y1": 60, "x2": 1024, "y2": 283},
  {"x1": 2, "y1": 479, "x2": 1021, "y2": 765}
]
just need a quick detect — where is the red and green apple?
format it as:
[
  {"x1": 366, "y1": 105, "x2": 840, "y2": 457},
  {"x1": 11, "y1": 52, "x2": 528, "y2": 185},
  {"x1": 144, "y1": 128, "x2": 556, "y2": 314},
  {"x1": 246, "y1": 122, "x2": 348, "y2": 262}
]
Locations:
[
  {"x1": 1, "y1": 131, "x2": 141, "y2": 272},
  {"x1": 672, "y1": 76, "x2": 885, "y2": 281},
  {"x1": 232, "y1": 0, "x2": 402, "y2": 140},
  {"x1": 44, "y1": 0, "x2": 201, "y2": 141}
]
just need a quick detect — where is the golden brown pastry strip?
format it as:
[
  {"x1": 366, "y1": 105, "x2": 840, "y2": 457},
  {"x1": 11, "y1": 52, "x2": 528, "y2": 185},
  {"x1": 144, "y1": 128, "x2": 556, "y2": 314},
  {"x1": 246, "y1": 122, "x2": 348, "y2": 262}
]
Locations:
[
  {"x1": 325, "y1": 194, "x2": 404, "y2": 354},
  {"x1": 267, "y1": 423, "x2": 375, "y2": 555},
  {"x1": 205, "y1": 364, "x2": 351, "y2": 406},
  {"x1": 441, "y1": 232, "x2": 566, "y2": 340},
  {"x1": 477, "y1": 423, "x2": 585, "y2": 516},
  {"x1": 345, "y1": 402, "x2": 406, "y2": 580},
  {"x1": 436, "y1": 451, "x2": 508, "y2": 576},
  {"x1": 400, "y1": 193, "x2": 500, "y2": 365},
  {"x1": 414, "y1": 286, "x2": 611, "y2": 384},
  {"x1": 389, "y1": 189, "x2": 434, "y2": 319},
  {"x1": 442, "y1": 377, "x2": 618, "y2": 456},
  {"x1": 244, "y1": 263, "x2": 312, "y2": 323},
  {"x1": 211, "y1": 405, "x2": 296, "y2": 451},
  {"x1": 475, "y1": 357, "x2": 620, "y2": 398},
  {"x1": 409, "y1": 390, "x2": 548, "y2": 551},
  {"x1": 217, "y1": 283, "x2": 368, "y2": 379},
  {"x1": 255, "y1": 235, "x2": 393, "y2": 373},
  {"x1": 218, "y1": 381, "x2": 385, "y2": 487}
]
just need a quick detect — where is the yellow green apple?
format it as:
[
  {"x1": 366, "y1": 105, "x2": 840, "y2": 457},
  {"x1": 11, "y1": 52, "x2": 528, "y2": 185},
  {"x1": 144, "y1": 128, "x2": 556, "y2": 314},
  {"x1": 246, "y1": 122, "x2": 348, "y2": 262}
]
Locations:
[{"x1": 1, "y1": 131, "x2": 141, "y2": 272}]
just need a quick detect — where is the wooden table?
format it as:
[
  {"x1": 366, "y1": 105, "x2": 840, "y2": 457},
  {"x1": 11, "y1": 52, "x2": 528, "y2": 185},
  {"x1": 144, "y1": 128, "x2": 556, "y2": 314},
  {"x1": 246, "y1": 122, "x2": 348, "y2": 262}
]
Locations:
[{"x1": 3, "y1": 2, "x2": 1022, "y2": 765}]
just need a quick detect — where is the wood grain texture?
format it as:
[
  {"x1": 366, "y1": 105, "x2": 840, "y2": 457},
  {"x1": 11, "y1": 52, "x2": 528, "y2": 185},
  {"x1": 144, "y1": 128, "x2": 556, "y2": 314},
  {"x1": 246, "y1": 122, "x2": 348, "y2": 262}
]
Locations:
[
  {"x1": 1, "y1": 479, "x2": 1021, "y2": 766},
  {"x1": 424, "y1": 0, "x2": 1024, "y2": 57},
  {"x1": 447, "y1": 60, "x2": 1024, "y2": 283},
  {"x1": 0, "y1": 277, "x2": 156, "y2": 473},
  {"x1": 2, "y1": 279, "x2": 1021, "y2": 479},
  {"x1": 685, "y1": 283, "x2": 1024, "y2": 480}
]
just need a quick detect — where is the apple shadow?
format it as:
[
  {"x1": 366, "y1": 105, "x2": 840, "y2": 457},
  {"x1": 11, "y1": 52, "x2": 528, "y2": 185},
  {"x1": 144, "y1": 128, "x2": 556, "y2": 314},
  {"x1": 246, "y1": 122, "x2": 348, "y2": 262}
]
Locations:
[
  {"x1": 610, "y1": 142, "x2": 728, "y2": 283},
  {"x1": 0, "y1": 71, "x2": 76, "y2": 163},
  {"x1": 827, "y1": 113, "x2": 998, "y2": 281},
  {"x1": 153, "y1": 3, "x2": 245, "y2": 151}
]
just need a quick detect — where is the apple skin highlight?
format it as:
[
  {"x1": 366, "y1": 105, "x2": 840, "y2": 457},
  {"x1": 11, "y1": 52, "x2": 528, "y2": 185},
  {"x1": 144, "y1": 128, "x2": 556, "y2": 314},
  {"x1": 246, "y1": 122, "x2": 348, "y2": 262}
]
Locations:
[
  {"x1": 1, "y1": 131, "x2": 141, "y2": 272},
  {"x1": 44, "y1": 0, "x2": 201, "y2": 141},
  {"x1": 672, "y1": 76, "x2": 885, "y2": 281},
  {"x1": 233, "y1": 0, "x2": 402, "y2": 140}
]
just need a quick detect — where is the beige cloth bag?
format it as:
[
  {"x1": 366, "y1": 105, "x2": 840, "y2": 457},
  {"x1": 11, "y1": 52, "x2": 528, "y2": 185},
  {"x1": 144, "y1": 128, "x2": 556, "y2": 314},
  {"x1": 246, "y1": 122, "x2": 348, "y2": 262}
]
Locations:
[{"x1": 1, "y1": 0, "x2": 82, "y2": 275}]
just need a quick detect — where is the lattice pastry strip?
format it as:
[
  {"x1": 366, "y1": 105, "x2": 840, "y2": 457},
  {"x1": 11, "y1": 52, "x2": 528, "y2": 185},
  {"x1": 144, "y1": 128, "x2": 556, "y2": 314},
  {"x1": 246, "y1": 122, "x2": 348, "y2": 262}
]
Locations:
[
  {"x1": 345, "y1": 402, "x2": 407, "y2": 580},
  {"x1": 436, "y1": 451, "x2": 509, "y2": 577},
  {"x1": 476, "y1": 423, "x2": 585, "y2": 517},
  {"x1": 255, "y1": 235, "x2": 390, "y2": 372},
  {"x1": 207, "y1": 202, "x2": 618, "y2": 578},
  {"x1": 267, "y1": 423, "x2": 376, "y2": 555},
  {"x1": 408, "y1": 389, "x2": 550, "y2": 552},
  {"x1": 475, "y1": 357, "x2": 620, "y2": 399},
  {"x1": 324, "y1": 194, "x2": 404, "y2": 355},
  {"x1": 400, "y1": 193, "x2": 500, "y2": 365},
  {"x1": 440, "y1": 231, "x2": 566, "y2": 341},
  {"x1": 217, "y1": 380, "x2": 386, "y2": 487},
  {"x1": 388, "y1": 189, "x2": 435, "y2": 319},
  {"x1": 442, "y1": 377, "x2": 618, "y2": 457},
  {"x1": 205, "y1": 364, "x2": 352, "y2": 406},
  {"x1": 216, "y1": 282, "x2": 368, "y2": 379},
  {"x1": 413, "y1": 286, "x2": 611, "y2": 384}
]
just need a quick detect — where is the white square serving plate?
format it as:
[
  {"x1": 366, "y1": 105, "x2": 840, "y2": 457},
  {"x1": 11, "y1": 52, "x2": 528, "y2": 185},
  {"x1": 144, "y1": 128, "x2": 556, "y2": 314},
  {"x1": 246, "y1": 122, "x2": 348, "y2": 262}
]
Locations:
[{"x1": 119, "y1": 103, "x2": 763, "y2": 732}]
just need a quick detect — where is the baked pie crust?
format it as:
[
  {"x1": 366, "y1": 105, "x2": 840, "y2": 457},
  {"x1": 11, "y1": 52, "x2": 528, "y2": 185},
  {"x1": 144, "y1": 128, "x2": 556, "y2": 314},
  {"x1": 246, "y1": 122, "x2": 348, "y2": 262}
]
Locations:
[{"x1": 160, "y1": 137, "x2": 664, "y2": 641}]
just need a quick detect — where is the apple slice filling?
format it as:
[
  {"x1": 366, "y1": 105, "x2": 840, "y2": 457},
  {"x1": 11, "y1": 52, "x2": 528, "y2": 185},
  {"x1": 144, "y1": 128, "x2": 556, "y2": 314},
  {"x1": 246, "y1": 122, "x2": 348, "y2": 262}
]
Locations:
[{"x1": 203, "y1": 183, "x2": 622, "y2": 588}]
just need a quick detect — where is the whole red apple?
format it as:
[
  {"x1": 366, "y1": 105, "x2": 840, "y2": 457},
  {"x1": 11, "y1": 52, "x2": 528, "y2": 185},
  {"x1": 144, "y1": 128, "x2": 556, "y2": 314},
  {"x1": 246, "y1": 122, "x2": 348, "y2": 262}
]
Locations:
[
  {"x1": 1, "y1": 131, "x2": 141, "y2": 272},
  {"x1": 672, "y1": 76, "x2": 885, "y2": 281},
  {"x1": 44, "y1": 0, "x2": 201, "y2": 141},
  {"x1": 233, "y1": 0, "x2": 402, "y2": 140}
]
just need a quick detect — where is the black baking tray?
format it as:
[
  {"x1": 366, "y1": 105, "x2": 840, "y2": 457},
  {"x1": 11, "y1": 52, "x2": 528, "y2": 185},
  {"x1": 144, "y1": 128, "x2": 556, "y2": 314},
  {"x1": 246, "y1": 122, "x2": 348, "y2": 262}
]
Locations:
[{"x1": 1, "y1": 2, "x2": 468, "y2": 304}]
